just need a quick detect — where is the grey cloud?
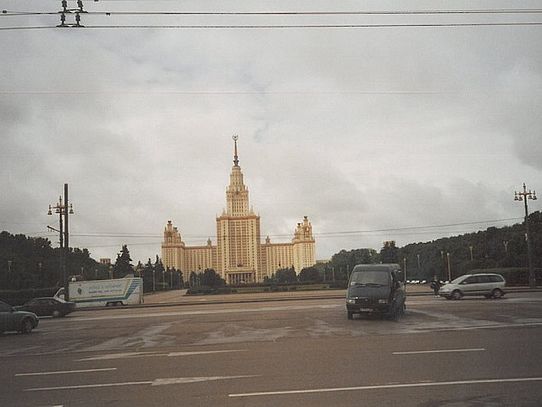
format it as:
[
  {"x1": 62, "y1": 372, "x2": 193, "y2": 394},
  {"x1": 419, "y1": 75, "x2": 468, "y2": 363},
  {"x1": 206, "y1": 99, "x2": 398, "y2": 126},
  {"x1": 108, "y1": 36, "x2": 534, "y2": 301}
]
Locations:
[{"x1": 1, "y1": 1, "x2": 541, "y2": 262}]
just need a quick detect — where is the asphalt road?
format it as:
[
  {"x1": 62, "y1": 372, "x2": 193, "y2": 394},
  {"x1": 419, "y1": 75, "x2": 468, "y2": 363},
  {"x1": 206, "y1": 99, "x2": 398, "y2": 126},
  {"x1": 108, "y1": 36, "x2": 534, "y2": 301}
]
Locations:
[{"x1": 1, "y1": 292, "x2": 542, "y2": 406}]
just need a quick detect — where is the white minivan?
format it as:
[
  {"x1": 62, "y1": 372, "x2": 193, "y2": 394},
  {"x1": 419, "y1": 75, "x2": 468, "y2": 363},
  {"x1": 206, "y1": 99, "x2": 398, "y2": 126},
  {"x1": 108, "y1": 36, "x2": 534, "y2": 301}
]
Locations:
[{"x1": 439, "y1": 273, "x2": 506, "y2": 300}]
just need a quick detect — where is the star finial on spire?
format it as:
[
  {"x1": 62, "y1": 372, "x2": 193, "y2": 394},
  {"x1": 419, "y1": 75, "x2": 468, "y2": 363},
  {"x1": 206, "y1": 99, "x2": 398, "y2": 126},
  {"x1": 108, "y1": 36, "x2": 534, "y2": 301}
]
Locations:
[{"x1": 232, "y1": 134, "x2": 239, "y2": 166}]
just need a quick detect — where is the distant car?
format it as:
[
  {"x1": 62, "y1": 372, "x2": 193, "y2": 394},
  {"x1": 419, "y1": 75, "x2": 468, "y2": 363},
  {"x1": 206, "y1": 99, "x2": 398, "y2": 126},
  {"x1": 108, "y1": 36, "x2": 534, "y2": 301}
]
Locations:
[
  {"x1": 439, "y1": 273, "x2": 506, "y2": 300},
  {"x1": 15, "y1": 297, "x2": 75, "y2": 317},
  {"x1": 0, "y1": 300, "x2": 39, "y2": 334}
]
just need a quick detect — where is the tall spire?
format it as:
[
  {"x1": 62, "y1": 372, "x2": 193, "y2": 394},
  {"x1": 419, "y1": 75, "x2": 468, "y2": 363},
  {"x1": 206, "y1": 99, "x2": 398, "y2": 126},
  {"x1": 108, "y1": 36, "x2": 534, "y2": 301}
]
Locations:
[
  {"x1": 233, "y1": 134, "x2": 239, "y2": 167},
  {"x1": 226, "y1": 134, "x2": 249, "y2": 216}
]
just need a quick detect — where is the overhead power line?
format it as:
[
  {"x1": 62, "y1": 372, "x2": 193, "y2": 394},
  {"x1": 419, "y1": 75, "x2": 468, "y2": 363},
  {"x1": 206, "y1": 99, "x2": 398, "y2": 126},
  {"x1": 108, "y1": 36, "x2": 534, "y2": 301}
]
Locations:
[
  {"x1": 3, "y1": 5, "x2": 542, "y2": 31},
  {"x1": 4, "y1": 89, "x2": 537, "y2": 95},
  {"x1": 2, "y1": 21, "x2": 542, "y2": 31},
  {"x1": 3, "y1": 8, "x2": 542, "y2": 16},
  {"x1": 64, "y1": 217, "x2": 522, "y2": 240}
]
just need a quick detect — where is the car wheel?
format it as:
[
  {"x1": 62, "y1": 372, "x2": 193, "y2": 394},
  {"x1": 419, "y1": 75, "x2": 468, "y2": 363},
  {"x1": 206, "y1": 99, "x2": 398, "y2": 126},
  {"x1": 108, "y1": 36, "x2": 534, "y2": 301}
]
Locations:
[
  {"x1": 20, "y1": 318, "x2": 34, "y2": 334},
  {"x1": 347, "y1": 311, "x2": 354, "y2": 320},
  {"x1": 451, "y1": 290, "x2": 463, "y2": 300},
  {"x1": 491, "y1": 289, "x2": 504, "y2": 299},
  {"x1": 52, "y1": 310, "x2": 61, "y2": 318}
]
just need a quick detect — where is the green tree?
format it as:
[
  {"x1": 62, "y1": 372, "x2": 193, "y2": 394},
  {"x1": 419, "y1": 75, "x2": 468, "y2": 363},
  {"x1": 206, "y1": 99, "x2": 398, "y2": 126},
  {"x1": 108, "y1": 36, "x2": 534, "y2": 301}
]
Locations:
[
  {"x1": 0, "y1": 231, "x2": 101, "y2": 289},
  {"x1": 177, "y1": 269, "x2": 185, "y2": 289},
  {"x1": 142, "y1": 258, "x2": 154, "y2": 292},
  {"x1": 112, "y1": 245, "x2": 133, "y2": 278},
  {"x1": 189, "y1": 271, "x2": 200, "y2": 288},
  {"x1": 299, "y1": 266, "x2": 321, "y2": 283},
  {"x1": 275, "y1": 267, "x2": 297, "y2": 283},
  {"x1": 201, "y1": 268, "x2": 225, "y2": 288},
  {"x1": 380, "y1": 241, "x2": 399, "y2": 264},
  {"x1": 154, "y1": 255, "x2": 165, "y2": 290}
]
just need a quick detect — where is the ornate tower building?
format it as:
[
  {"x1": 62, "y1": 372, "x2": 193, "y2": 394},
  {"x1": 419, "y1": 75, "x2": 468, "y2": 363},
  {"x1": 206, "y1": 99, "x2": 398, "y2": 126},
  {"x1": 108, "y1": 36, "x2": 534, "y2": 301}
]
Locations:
[
  {"x1": 161, "y1": 136, "x2": 316, "y2": 284},
  {"x1": 293, "y1": 216, "x2": 316, "y2": 272},
  {"x1": 216, "y1": 136, "x2": 261, "y2": 284}
]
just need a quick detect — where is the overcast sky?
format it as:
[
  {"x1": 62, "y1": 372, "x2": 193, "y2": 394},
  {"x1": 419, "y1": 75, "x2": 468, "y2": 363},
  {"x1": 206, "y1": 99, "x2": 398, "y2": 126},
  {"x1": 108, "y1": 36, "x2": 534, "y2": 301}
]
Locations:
[{"x1": 1, "y1": 0, "x2": 541, "y2": 264}]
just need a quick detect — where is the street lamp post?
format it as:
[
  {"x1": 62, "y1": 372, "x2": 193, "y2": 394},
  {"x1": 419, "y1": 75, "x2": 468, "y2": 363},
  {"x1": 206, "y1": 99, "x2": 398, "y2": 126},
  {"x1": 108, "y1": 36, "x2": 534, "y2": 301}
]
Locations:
[
  {"x1": 152, "y1": 269, "x2": 156, "y2": 292},
  {"x1": 446, "y1": 252, "x2": 452, "y2": 281},
  {"x1": 469, "y1": 245, "x2": 474, "y2": 261},
  {"x1": 403, "y1": 257, "x2": 407, "y2": 287},
  {"x1": 38, "y1": 262, "x2": 43, "y2": 286},
  {"x1": 514, "y1": 183, "x2": 538, "y2": 288},
  {"x1": 48, "y1": 184, "x2": 74, "y2": 300},
  {"x1": 7, "y1": 260, "x2": 12, "y2": 288},
  {"x1": 440, "y1": 250, "x2": 445, "y2": 281}
]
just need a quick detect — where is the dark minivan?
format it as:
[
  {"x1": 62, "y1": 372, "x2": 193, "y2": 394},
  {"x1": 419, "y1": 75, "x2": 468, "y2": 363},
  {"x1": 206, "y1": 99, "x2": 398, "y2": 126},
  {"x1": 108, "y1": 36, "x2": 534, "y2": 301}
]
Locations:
[{"x1": 346, "y1": 264, "x2": 406, "y2": 320}]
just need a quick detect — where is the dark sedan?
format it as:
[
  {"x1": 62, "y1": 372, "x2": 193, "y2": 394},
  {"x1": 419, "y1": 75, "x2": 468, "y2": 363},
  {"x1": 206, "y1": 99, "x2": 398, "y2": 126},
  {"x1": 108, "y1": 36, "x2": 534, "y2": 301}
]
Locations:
[
  {"x1": 0, "y1": 300, "x2": 39, "y2": 334},
  {"x1": 15, "y1": 297, "x2": 75, "y2": 318}
]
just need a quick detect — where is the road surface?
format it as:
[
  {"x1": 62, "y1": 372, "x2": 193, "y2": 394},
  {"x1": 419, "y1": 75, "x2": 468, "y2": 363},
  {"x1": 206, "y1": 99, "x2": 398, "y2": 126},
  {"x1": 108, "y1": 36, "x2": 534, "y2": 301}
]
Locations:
[{"x1": 1, "y1": 292, "x2": 541, "y2": 406}]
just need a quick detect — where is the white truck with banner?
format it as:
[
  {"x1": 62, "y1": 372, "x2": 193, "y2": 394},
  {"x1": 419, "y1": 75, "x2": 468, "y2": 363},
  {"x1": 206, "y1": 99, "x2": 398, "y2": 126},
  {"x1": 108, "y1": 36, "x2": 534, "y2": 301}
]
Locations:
[{"x1": 55, "y1": 277, "x2": 143, "y2": 307}]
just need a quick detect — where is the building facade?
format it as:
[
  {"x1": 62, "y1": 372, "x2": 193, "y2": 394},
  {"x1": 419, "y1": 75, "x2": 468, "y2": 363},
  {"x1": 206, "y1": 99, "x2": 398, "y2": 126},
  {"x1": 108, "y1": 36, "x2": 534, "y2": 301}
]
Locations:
[{"x1": 161, "y1": 137, "x2": 316, "y2": 284}]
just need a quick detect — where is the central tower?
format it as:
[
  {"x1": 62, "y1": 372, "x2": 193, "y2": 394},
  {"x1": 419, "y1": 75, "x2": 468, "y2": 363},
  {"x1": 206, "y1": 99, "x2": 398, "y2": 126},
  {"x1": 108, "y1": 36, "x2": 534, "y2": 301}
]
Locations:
[
  {"x1": 216, "y1": 136, "x2": 261, "y2": 284},
  {"x1": 226, "y1": 135, "x2": 250, "y2": 216}
]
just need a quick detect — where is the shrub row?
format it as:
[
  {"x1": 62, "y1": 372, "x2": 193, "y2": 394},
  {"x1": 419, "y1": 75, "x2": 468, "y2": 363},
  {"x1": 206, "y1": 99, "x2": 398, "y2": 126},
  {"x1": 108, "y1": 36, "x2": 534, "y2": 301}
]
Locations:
[
  {"x1": 0, "y1": 287, "x2": 58, "y2": 306},
  {"x1": 186, "y1": 287, "x2": 239, "y2": 295}
]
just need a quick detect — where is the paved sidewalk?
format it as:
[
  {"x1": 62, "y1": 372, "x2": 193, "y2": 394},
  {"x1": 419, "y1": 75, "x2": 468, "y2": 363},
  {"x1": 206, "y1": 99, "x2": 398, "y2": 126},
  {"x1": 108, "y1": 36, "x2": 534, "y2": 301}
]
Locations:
[{"x1": 142, "y1": 284, "x2": 434, "y2": 306}]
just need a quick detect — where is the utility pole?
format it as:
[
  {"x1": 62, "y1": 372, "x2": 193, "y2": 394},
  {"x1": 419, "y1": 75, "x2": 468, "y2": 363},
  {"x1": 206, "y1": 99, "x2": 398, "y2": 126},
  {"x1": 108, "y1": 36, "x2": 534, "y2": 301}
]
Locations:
[
  {"x1": 514, "y1": 183, "x2": 538, "y2": 288},
  {"x1": 469, "y1": 245, "x2": 473, "y2": 261}
]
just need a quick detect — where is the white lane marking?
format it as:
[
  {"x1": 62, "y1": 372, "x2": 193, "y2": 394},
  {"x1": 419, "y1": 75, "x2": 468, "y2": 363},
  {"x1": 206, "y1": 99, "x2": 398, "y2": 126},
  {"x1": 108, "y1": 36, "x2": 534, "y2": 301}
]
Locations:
[
  {"x1": 77, "y1": 351, "x2": 158, "y2": 361},
  {"x1": 78, "y1": 349, "x2": 244, "y2": 361},
  {"x1": 167, "y1": 350, "x2": 245, "y2": 357},
  {"x1": 393, "y1": 348, "x2": 485, "y2": 355},
  {"x1": 26, "y1": 380, "x2": 151, "y2": 392},
  {"x1": 152, "y1": 375, "x2": 258, "y2": 386},
  {"x1": 26, "y1": 375, "x2": 259, "y2": 392},
  {"x1": 69, "y1": 304, "x2": 341, "y2": 322},
  {"x1": 16, "y1": 368, "x2": 117, "y2": 377},
  {"x1": 229, "y1": 376, "x2": 542, "y2": 398},
  {"x1": 420, "y1": 321, "x2": 542, "y2": 333}
]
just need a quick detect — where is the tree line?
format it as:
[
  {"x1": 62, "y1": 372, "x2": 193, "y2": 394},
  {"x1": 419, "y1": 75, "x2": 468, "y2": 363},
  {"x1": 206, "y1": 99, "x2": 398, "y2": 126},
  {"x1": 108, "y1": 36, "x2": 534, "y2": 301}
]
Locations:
[
  {"x1": 0, "y1": 211, "x2": 540, "y2": 290},
  {"x1": 322, "y1": 211, "x2": 541, "y2": 283}
]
